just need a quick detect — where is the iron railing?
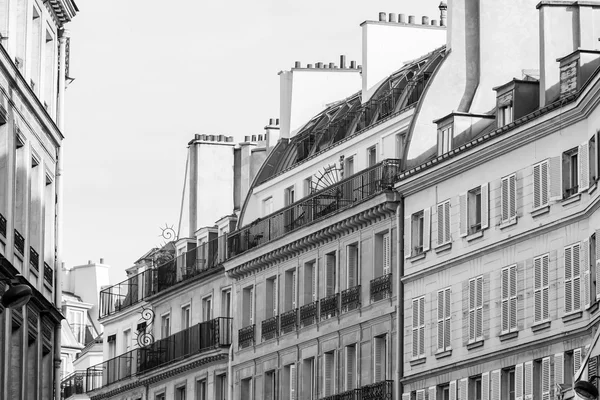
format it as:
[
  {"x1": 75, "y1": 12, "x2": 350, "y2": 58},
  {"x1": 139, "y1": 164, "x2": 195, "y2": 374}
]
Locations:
[
  {"x1": 238, "y1": 324, "x2": 255, "y2": 349},
  {"x1": 0, "y1": 212, "x2": 6, "y2": 238},
  {"x1": 321, "y1": 388, "x2": 360, "y2": 400},
  {"x1": 360, "y1": 380, "x2": 394, "y2": 400},
  {"x1": 261, "y1": 316, "x2": 279, "y2": 341},
  {"x1": 86, "y1": 317, "x2": 232, "y2": 392},
  {"x1": 61, "y1": 371, "x2": 87, "y2": 399},
  {"x1": 300, "y1": 301, "x2": 318, "y2": 327},
  {"x1": 341, "y1": 285, "x2": 361, "y2": 313},
  {"x1": 29, "y1": 247, "x2": 39, "y2": 271},
  {"x1": 320, "y1": 293, "x2": 339, "y2": 320},
  {"x1": 370, "y1": 274, "x2": 392, "y2": 303},
  {"x1": 280, "y1": 308, "x2": 298, "y2": 334},
  {"x1": 14, "y1": 229, "x2": 24, "y2": 255},
  {"x1": 227, "y1": 160, "x2": 401, "y2": 258},
  {"x1": 44, "y1": 262, "x2": 53, "y2": 285}
]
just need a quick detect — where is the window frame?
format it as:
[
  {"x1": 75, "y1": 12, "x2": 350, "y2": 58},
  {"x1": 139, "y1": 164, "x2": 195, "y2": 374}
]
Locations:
[
  {"x1": 533, "y1": 254, "x2": 550, "y2": 323},
  {"x1": 564, "y1": 243, "x2": 582, "y2": 314},
  {"x1": 500, "y1": 174, "x2": 517, "y2": 223},
  {"x1": 532, "y1": 160, "x2": 549, "y2": 209},
  {"x1": 501, "y1": 265, "x2": 518, "y2": 334},
  {"x1": 412, "y1": 296, "x2": 425, "y2": 358},
  {"x1": 468, "y1": 276, "x2": 484, "y2": 343},
  {"x1": 160, "y1": 313, "x2": 171, "y2": 338},
  {"x1": 437, "y1": 288, "x2": 451, "y2": 352}
]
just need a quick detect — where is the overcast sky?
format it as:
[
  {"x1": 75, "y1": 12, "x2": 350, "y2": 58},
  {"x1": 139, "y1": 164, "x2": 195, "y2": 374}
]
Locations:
[{"x1": 63, "y1": 0, "x2": 443, "y2": 284}]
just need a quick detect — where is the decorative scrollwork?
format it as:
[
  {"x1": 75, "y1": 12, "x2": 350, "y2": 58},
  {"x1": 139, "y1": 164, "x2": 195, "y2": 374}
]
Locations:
[
  {"x1": 135, "y1": 305, "x2": 155, "y2": 347},
  {"x1": 159, "y1": 224, "x2": 176, "y2": 242}
]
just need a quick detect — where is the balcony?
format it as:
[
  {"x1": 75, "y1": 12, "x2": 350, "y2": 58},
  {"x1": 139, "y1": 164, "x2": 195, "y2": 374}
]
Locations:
[
  {"x1": 261, "y1": 315, "x2": 279, "y2": 341},
  {"x1": 86, "y1": 317, "x2": 232, "y2": 392},
  {"x1": 238, "y1": 324, "x2": 255, "y2": 349},
  {"x1": 44, "y1": 262, "x2": 53, "y2": 286},
  {"x1": 0, "y1": 212, "x2": 6, "y2": 238},
  {"x1": 14, "y1": 229, "x2": 24, "y2": 255},
  {"x1": 60, "y1": 371, "x2": 88, "y2": 399},
  {"x1": 29, "y1": 247, "x2": 39, "y2": 272},
  {"x1": 320, "y1": 293, "x2": 339, "y2": 320},
  {"x1": 370, "y1": 274, "x2": 392, "y2": 303},
  {"x1": 300, "y1": 301, "x2": 318, "y2": 327},
  {"x1": 227, "y1": 160, "x2": 401, "y2": 258},
  {"x1": 341, "y1": 285, "x2": 361, "y2": 313},
  {"x1": 280, "y1": 308, "x2": 298, "y2": 334},
  {"x1": 99, "y1": 235, "x2": 223, "y2": 319},
  {"x1": 319, "y1": 381, "x2": 393, "y2": 400}
]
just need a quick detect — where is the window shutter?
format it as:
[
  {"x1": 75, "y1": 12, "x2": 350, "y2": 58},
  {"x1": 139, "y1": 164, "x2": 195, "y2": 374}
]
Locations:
[
  {"x1": 565, "y1": 247, "x2": 573, "y2": 313},
  {"x1": 326, "y1": 256, "x2": 335, "y2": 296},
  {"x1": 491, "y1": 370, "x2": 501, "y2": 400},
  {"x1": 417, "y1": 389, "x2": 426, "y2": 400},
  {"x1": 501, "y1": 177, "x2": 509, "y2": 221},
  {"x1": 450, "y1": 380, "x2": 457, "y2": 400},
  {"x1": 312, "y1": 264, "x2": 317, "y2": 302},
  {"x1": 437, "y1": 203, "x2": 444, "y2": 246},
  {"x1": 459, "y1": 193, "x2": 468, "y2": 237},
  {"x1": 533, "y1": 164, "x2": 541, "y2": 208},
  {"x1": 574, "y1": 243, "x2": 581, "y2": 311},
  {"x1": 469, "y1": 279, "x2": 476, "y2": 341},
  {"x1": 459, "y1": 378, "x2": 468, "y2": 400},
  {"x1": 292, "y1": 270, "x2": 297, "y2": 309},
  {"x1": 383, "y1": 233, "x2": 391, "y2": 275},
  {"x1": 345, "y1": 346, "x2": 356, "y2": 390},
  {"x1": 444, "y1": 201, "x2": 451, "y2": 243},
  {"x1": 554, "y1": 353, "x2": 564, "y2": 386},
  {"x1": 249, "y1": 288, "x2": 254, "y2": 325},
  {"x1": 509, "y1": 174, "x2": 517, "y2": 219},
  {"x1": 412, "y1": 298, "x2": 420, "y2": 357},
  {"x1": 374, "y1": 338, "x2": 384, "y2": 382},
  {"x1": 347, "y1": 246, "x2": 357, "y2": 288},
  {"x1": 542, "y1": 357, "x2": 550, "y2": 400},
  {"x1": 481, "y1": 183, "x2": 489, "y2": 230},
  {"x1": 290, "y1": 364, "x2": 296, "y2": 400},
  {"x1": 582, "y1": 239, "x2": 590, "y2": 309},
  {"x1": 501, "y1": 268, "x2": 509, "y2": 333},
  {"x1": 549, "y1": 156, "x2": 562, "y2": 201},
  {"x1": 588, "y1": 356, "x2": 598, "y2": 391},
  {"x1": 419, "y1": 296, "x2": 425, "y2": 356},
  {"x1": 273, "y1": 277, "x2": 279, "y2": 315},
  {"x1": 482, "y1": 371, "x2": 490, "y2": 400},
  {"x1": 579, "y1": 141, "x2": 590, "y2": 191},
  {"x1": 542, "y1": 255, "x2": 549, "y2": 320},
  {"x1": 402, "y1": 394, "x2": 411, "y2": 400},
  {"x1": 597, "y1": 231, "x2": 600, "y2": 302},
  {"x1": 574, "y1": 348, "x2": 582, "y2": 376},
  {"x1": 524, "y1": 361, "x2": 533, "y2": 400},
  {"x1": 437, "y1": 290, "x2": 444, "y2": 350},
  {"x1": 429, "y1": 386, "x2": 437, "y2": 400},
  {"x1": 423, "y1": 207, "x2": 431, "y2": 252},
  {"x1": 324, "y1": 353, "x2": 334, "y2": 396},
  {"x1": 476, "y1": 276, "x2": 483, "y2": 339},
  {"x1": 510, "y1": 265, "x2": 517, "y2": 331},
  {"x1": 515, "y1": 363, "x2": 523, "y2": 400},
  {"x1": 405, "y1": 216, "x2": 412, "y2": 258},
  {"x1": 444, "y1": 289, "x2": 451, "y2": 349}
]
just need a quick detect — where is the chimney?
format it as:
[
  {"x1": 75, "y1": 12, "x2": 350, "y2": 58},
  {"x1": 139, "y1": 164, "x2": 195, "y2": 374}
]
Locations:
[
  {"x1": 350, "y1": 60, "x2": 356, "y2": 69},
  {"x1": 265, "y1": 117, "x2": 280, "y2": 154},
  {"x1": 294, "y1": 61, "x2": 301, "y2": 68},
  {"x1": 399, "y1": 14, "x2": 406, "y2": 23},
  {"x1": 408, "y1": 15, "x2": 415, "y2": 24},
  {"x1": 379, "y1": 12, "x2": 386, "y2": 22},
  {"x1": 316, "y1": 62, "x2": 323, "y2": 68},
  {"x1": 340, "y1": 55, "x2": 346, "y2": 69},
  {"x1": 389, "y1": 13, "x2": 397, "y2": 23},
  {"x1": 307, "y1": 64, "x2": 313, "y2": 69},
  {"x1": 422, "y1": 16, "x2": 429, "y2": 25},
  {"x1": 439, "y1": 1, "x2": 447, "y2": 27},
  {"x1": 99, "y1": 258, "x2": 104, "y2": 264},
  {"x1": 329, "y1": 62, "x2": 335, "y2": 69},
  {"x1": 431, "y1": 20, "x2": 438, "y2": 26}
]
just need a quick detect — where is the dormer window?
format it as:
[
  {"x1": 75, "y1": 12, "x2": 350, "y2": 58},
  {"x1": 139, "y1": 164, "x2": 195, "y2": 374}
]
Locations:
[
  {"x1": 438, "y1": 124, "x2": 453, "y2": 155},
  {"x1": 497, "y1": 91, "x2": 513, "y2": 127}
]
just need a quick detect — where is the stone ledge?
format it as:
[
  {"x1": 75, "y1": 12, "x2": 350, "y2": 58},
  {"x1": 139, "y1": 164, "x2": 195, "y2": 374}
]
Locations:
[
  {"x1": 562, "y1": 193, "x2": 581, "y2": 206},
  {"x1": 562, "y1": 311, "x2": 583, "y2": 322},
  {"x1": 466, "y1": 340, "x2": 484, "y2": 350},
  {"x1": 466, "y1": 230, "x2": 484, "y2": 242},
  {"x1": 499, "y1": 331, "x2": 518, "y2": 341},
  {"x1": 435, "y1": 349, "x2": 452, "y2": 359},
  {"x1": 499, "y1": 218, "x2": 518, "y2": 230},
  {"x1": 434, "y1": 242, "x2": 452, "y2": 254},
  {"x1": 410, "y1": 357, "x2": 426, "y2": 366},
  {"x1": 531, "y1": 205, "x2": 550, "y2": 217},
  {"x1": 531, "y1": 321, "x2": 551, "y2": 332}
]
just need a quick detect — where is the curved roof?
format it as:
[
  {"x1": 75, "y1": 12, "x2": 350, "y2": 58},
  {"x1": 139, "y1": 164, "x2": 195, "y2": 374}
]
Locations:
[{"x1": 252, "y1": 46, "x2": 447, "y2": 188}]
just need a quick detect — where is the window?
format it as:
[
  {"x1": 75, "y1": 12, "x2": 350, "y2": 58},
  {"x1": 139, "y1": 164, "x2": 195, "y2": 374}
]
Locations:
[
  {"x1": 500, "y1": 368, "x2": 515, "y2": 400},
  {"x1": 202, "y1": 297, "x2": 212, "y2": 321},
  {"x1": 284, "y1": 364, "x2": 296, "y2": 400},
  {"x1": 196, "y1": 379, "x2": 207, "y2": 400},
  {"x1": 155, "y1": 393, "x2": 166, "y2": 400},
  {"x1": 373, "y1": 335, "x2": 387, "y2": 382},
  {"x1": 285, "y1": 269, "x2": 297, "y2": 311},
  {"x1": 466, "y1": 376, "x2": 482, "y2": 400},
  {"x1": 216, "y1": 374, "x2": 227, "y2": 400},
  {"x1": 468, "y1": 276, "x2": 483, "y2": 342},
  {"x1": 501, "y1": 265, "x2": 517, "y2": 334},
  {"x1": 346, "y1": 244, "x2": 358, "y2": 289},
  {"x1": 304, "y1": 260, "x2": 317, "y2": 304},
  {"x1": 438, "y1": 125, "x2": 453, "y2": 155},
  {"x1": 367, "y1": 146, "x2": 377, "y2": 167},
  {"x1": 176, "y1": 385, "x2": 186, "y2": 400},
  {"x1": 412, "y1": 297, "x2": 425, "y2": 358},
  {"x1": 123, "y1": 329, "x2": 131, "y2": 353},
  {"x1": 437, "y1": 288, "x2": 451, "y2": 352},
  {"x1": 265, "y1": 370, "x2": 277, "y2": 400},
  {"x1": 323, "y1": 352, "x2": 335, "y2": 396},
  {"x1": 533, "y1": 254, "x2": 549, "y2": 323},
  {"x1": 30, "y1": 7, "x2": 42, "y2": 92},
  {"x1": 267, "y1": 276, "x2": 278, "y2": 317},
  {"x1": 263, "y1": 197, "x2": 273, "y2": 216},
  {"x1": 407, "y1": 209, "x2": 430, "y2": 256},
  {"x1": 563, "y1": 148, "x2": 579, "y2": 197},
  {"x1": 498, "y1": 104, "x2": 513, "y2": 127},
  {"x1": 344, "y1": 345, "x2": 357, "y2": 390},
  {"x1": 535, "y1": 358, "x2": 551, "y2": 400},
  {"x1": 436, "y1": 200, "x2": 451, "y2": 246},
  {"x1": 221, "y1": 289, "x2": 232, "y2": 318},
  {"x1": 533, "y1": 160, "x2": 549, "y2": 209},
  {"x1": 325, "y1": 252, "x2": 336, "y2": 297},
  {"x1": 501, "y1": 174, "x2": 517, "y2": 223},
  {"x1": 243, "y1": 286, "x2": 254, "y2": 326},
  {"x1": 107, "y1": 334, "x2": 116, "y2": 358},
  {"x1": 67, "y1": 309, "x2": 85, "y2": 343},
  {"x1": 564, "y1": 243, "x2": 581, "y2": 313},
  {"x1": 345, "y1": 156, "x2": 355, "y2": 177},
  {"x1": 285, "y1": 186, "x2": 295, "y2": 205},
  {"x1": 376, "y1": 232, "x2": 391, "y2": 276},
  {"x1": 161, "y1": 314, "x2": 170, "y2": 338},
  {"x1": 304, "y1": 176, "x2": 313, "y2": 196},
  {"x1": 181, "y1": 304, "x2": 191, "y2": 329},
  {"x1": 241, "y1": 378, "x2": 253, "y2": 400},
  {"x1": 302, "y1": 358, "x2": 315, "y2": 400},
  {"x1": 460, "y1": 184, "x2": 489, "y2": 236}
]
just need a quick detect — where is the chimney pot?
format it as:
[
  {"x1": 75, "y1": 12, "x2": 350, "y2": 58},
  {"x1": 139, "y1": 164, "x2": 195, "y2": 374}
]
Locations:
[
  {"x1": 408, "y1": 15, "x2": 415, "y2": 24},
  {"x1": 269, "y1": 118, "x2": 274, "y2": 125},
  {"x1": 251, "y1": 135, "x2": 257, "y2": 141},
  {"x1": 379, "y1": 12, "x2": 386, "y2": 22},
  {"x1": 209, "y1": 135, "x2": 215, "y2": 141},
  {"x1": 329, "y1": 62, "x2": 335, "y2": 68},
  {"x1": 294, "y1": 61, "x2": 301, "y2": 68},
  {"x1": 350, "y1": 60, "x2": 356, "y2": 68},
  {"x1": 323, "y1": 64, "x2": 329, "y2": 69},
  {"x1": 388, "y1": 13, "x2": 397, "y2": 23},
  {"x1": 357, "y1": 65, "x2": 362, "y2": 70},
  {"x1": 340, "y1": 55, "x2": 346, "y2": 68},
  {"x1": 439, "y1": 1, "x2": 447, "y2": 26},
  {"x1": 399, "y1": 14, "x2": 406, "y2": 23},
  {"x1": 422, "y1": 16, "x2": 429, "y2": 25},
  {"x1": 244, "y1": 135, "x2": 250, "y2": 142},
  {"x1": 276, "y1": 118, "x2": 280, "y2": 125},
  {"x1": 195, "y1": 134, "x2": 201, "y2": 140},
  {"x1": 431, "y1": 20, "x2": 437, "y2": 26},
  {"x1": 307, "y1": 63, "x2": 313, "y2": 69},
  {"x1": 316, "y1": 62, "x2": 323, "y2": 68},
  {"x1": 100, "y1": 258, "x2": 104, "y2": 264},
  {"x1": 228, "y1": 136, "x2": 234, "y2": 142},
  {"x1": 258, "y1": 134, "x2": 263, "y2": 141},
  {"x1": 88, "y1": 260, "x2": 92, "y2": 265},
  {"x1": 218, "y1": 134, "x2": 224, "y2": 142},
  {"x1": 201, "y1": 134, "x2": 207, "y2": 140}
]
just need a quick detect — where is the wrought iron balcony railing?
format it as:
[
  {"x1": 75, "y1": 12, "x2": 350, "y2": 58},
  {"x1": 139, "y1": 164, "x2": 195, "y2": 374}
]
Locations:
[
  {"x1": 261, "y1": 315, "x2": 279, "y2": 341},
  {"x1": 86, "y1": 317, "x2": 232, "y2": 392},
  {"x1": 238, "y1": 324, "x2": 255, "y2": 349},
  {"x1": 0, "y1": 212, "x2": 6, "y2": 238},
  {"x1": 370, "y1": 274, "x2": 392, "y2": 303},
  {"x1": 44, "y1": 262, "x2": 53, "y2": 285},
  {"x1": 14, "y1": 229, "x2": 24, "y2": 255},
  {"x1": 61, "y1": 371, "x2": 88, "y2": 399},
  {"x1": 280, "y1": 308, "x2": 298, "y2": 334},
  {"x1": 29, "y1": 247, "x2": 39, "y2": 271},
  {"x1": 341, "y1": 285, "x2": 361, "y2": 313},
  {"x1": 300, "y1": 301, "x2": 318, "y2": 328},
  {"x1": 227, "y1": 160, "x2": 401, "y2": 258},
  {"x1": 321, "y1": 388, "x2": 360, "y2": 400},
  {"x1": 319, "y1": 381, "x2": 394, "y2": 400},
  {"x1": 320, "y1": 293, "x2": 339, "y2": 320}
]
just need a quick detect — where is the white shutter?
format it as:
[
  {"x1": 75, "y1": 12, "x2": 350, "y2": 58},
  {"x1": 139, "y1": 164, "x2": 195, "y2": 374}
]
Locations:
[
  {"x1": 374, "y1": 337, "x2": 385, "y2": 382},
  {"x1": 417, "y1": 389, "x2": 426, "y2": 400},
  {"x1": 423, "y1": 207, "x2": 431, "y2": 252},
  {"x1": 292, "y1": 270, "x2": 297, "y2": 309},
  {"x1": 437, "y1": 290, "x2": 444, "y2": 351},
  {"x1": 326, "y1": 255, "x2": 335, "y2": 296},
  {"x1": 469, "y1": 279, "x2": 476, "y2": 341},
  {"x1": 542, "y1": 255, "x2": 550, "y2": 320},
  {"x1": 565, "y1": 247, "x2": 573, "y2": 313},
  {"x1": 542, "y1": 357, "x2": 550, "y2": 400},
  {"x1": 509, "y1": 174, "x2": 517, "y2": 219},
  {"x1": 324, "y1": 353, "x2": 334, "y2": 396},
  {"x1": 574, "y1": 243, "x2": 581, "y2": 311},
  {"x1": 273, "y1": 277, "x2": 278, "y2": 315},
  {"x1": 574, "y1": 348, "x2": 582, "y2": 376},
  {"x1": 524, "y1": 361, "x2": 533, "y2": 400},
  {"x1": 459, "y1": 193, "x2": 468, "y2": 237},
  {"x1": 345, "y1": 346, "x2": 356, "y2": 390},
  {"x1": 249, "y1": 288, "x2": 254, "y2": 325},
  {"x1": 444, "y1": 289, "x2": 451, "y2": 349},
  {"x1": 582, "y1": 239, "x2": 590, "y2": 309},
  {"x1": 444, "y1": 201, "x2": 451, "y2": 243},
  {"x1": 383, "y1": 233, "x2": 391, "y2": 275},
  {"x1": 481, "y1": 183, "x2": 489, "y2": 230},
  {"x1": 402, "y1": 394, "x2": 411, "y2": 400},
  {"x1": 437, "y1": 203, "x2": 444, "y2": 246},
  {"x1": 459, "y1": 378, "x2": 468, "y2": 400},
  {"x1": 515, "y1": 363, "x2": 524, "y2": 400},
  {"x1": 490, "y1": 370, "x2": 501, "y2": 400},
  {"x1": 482, "y1": 371, "x2": 490, "y2": 400},
  {"x1": 347, "y1": 246, "x2": 357, "y2": 288},
  {"x1": 405, "y1": 216, "x2": 412, "y2": 258},
  {"x1": 533, "y1": 164, "x2": 542, "y2": 208},
  {"x1": 509, "y1": 265, "x2": 517, "y2": 331},
  {"x1": 419, "y1": 297, "x2": 425, "y2": 356},
  {"x1": 501, "y1": 268, "x2": 509, "y2": 333},
  {"x1": 412, "y1": 298, "x2": 422, "y2": 357},
  {"x1": 549, "y1": 156, "x2": 563, "y2": 201},
  {"x1": 579, "y1": 141, "x2": 590, "y2": 191},
  {"x1": 450, "y1": 380, "x2": 457, "y2": 400},
  {"x1": 501, "y1": 176, "x2": 509, "y2": 222},
  {"x1": 290, "y1": 364, "x2": 296, "y2": 400},
  {"x1": 312, "y1": 263, "x2": 317, "y2": 302},
  {"x1": 429, "y1": 386, "x2": 437, "y2": 400},
  {"x1": 554, "y1": 353, "x2": 564, "y2": 386},
  {"x1": 597, "y1": 230, "x2": 600, "y2": 301}
]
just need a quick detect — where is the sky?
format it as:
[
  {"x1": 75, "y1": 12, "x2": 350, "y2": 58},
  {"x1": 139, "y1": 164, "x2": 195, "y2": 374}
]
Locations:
[{"x1": 63, "y1": 0, "x2": 443, "y2": 285}]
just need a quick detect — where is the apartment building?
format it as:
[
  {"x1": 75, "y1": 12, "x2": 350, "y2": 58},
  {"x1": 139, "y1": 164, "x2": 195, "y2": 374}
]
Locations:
[{"x1": 0, "y1": 0, "x2": 78, "y2": 399}]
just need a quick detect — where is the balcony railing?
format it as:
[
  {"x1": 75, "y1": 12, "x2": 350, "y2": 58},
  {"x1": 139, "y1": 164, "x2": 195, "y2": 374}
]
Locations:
[
  {"x1": 238, "y1": 324, "x2": 255, "y2": 349},
  {"x1": 0, "y1": 212, "x2": 6, "y2": 238},
  {"x1": 280, "y1": 308, "x2": 298, "y2": 334},
  {"x1": 321, "y1": 388, "x2": 360, "y2": 400},
  {"x1": 14, "y1": 229, "x2": 24, "y2": 255},
  {"x1": 86, "y1": 317, "x2": 232, "y2": 392},
  {"x1": 99, "y1": 235, "x2": 223, "y2": 318},
  {"x1": 227, "y1": 160, "x2": 401, "y2": 258},
  {"x1": 29, "y1": 247, "x2": 39, "y2": 271},
  {"x1": 61, "y1": 371, "x2": 87, "y2": 399},
  {"x1": 261, "y1": 315, "x2": 279, "y2": 341},
  {"x1": 320, "y1": 293, "x2": 339, "y2": 320},
  {"x1": 370, "y1": 274, "x2": 392, "y2": 303},
  {"x1": 44, "y1": 262, "x2": 53, "y2": 285},
  {"x1": 319, "y1": 381, "x2": 394, "y2": 400},
  {"x1": 300, "y1": 301, "x2": 318, "y2": 327},
  {"x1": 341, "y1": 285, "x2": 361, "y2": 313}
]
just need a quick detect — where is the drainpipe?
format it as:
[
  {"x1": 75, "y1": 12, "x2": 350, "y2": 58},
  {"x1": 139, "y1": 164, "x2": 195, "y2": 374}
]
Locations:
[
  {"x1": 228, "y1": 341, "x2": 233, "y2": 400},
  {"x1": 54, "y1": 27, "x2": 69, "y2": 399},
  {"x1": 395, "y1": 198, "x2": 404, "y2": 399}
]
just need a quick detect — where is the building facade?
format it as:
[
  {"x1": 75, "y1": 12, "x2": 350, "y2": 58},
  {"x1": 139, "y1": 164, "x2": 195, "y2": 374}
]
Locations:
[{"x1": 0, "y1": 0, "x2": 78, "y2": 399}]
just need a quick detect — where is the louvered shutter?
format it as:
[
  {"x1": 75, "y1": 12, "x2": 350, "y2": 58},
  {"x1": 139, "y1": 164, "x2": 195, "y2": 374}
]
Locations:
[
  {"x1": 469, "y1": 279, "x2": 476, "y2": 341},
  {"x1": 429, "y1": 386, "x2": 437, "y2": 400},
  {"x1": 324, "y1": 353, "x2": 334, "y2": 396},
  {"x1": 476, "y1": 276, "x2": 483, "y2": 339},
  {"x1": 459, "y1": 378, "x2": 468, "y2": 400},
  {"x1": 509, "y1": 265, "x2": 517, "y2": 331},
  {"x1": 345, "y1": 346, "x2": 356, "y2": 390},
  {"x1": 524, "y1": 361, "x2": 533, "y2": 400},
  {"x1": 542, "y1": 255, "x2": 549, "y2": 320},
  {"x1": 549, "y1": 156, "x2": 563, "y2": 201},
  {"x1": 444, "y1": 289, "x2": 451, "y2": 349},
  {"x1": 417, "y1": 389, "x2": 426, "y2": 400},
  {"x1": 542, "y1": 357, "x2": 550, "y2": 400},
  {"x1": 509, "y1": 174, "x2": 517, "y2": 219},
  {"x1": 419, "y1": 296, "x2": 425, "y2": 356},
  {"x1": 582, "y1": 239, "x2": 590, "y2": 309},
  {"x1": 405, "y1": 216, "x2": 412, "y2": 258},
  {"x1": 515, "y1": 363, "x2": 524, "y2": 400},
  {"x1": 574, "y1": 348, "x2": 582, "y2": 376},
  {"x1": 450, "y1": 380, "x2": 457, "y2": 400},
  {"x1": 383, "y1": 233, "x2": 391, "y2": 275},
  {"x1": 444, "y1": 201, "x2": 451, "y2": 243},
  {"x1": 574, "y1": 243, "x2": 581, "y2": 311},
  {"x1": 579, "y1": 141, "x2": 590, "y2": 191},
  {"x1": 374, "y1": 338, "x2": 384, "y2": 382},
  {"x1": 249, "y1": 288, "x2": 254, "y2": 325},
  {"x1": 412, "y1": 298, "x2": 420, "y2": 357},
  {"x1": 273, "y1": 277, "x2": 278, "y2": 315},
  {"x1": 290, "y1": 364, "x2": 296, "y2": 400},
  {"x1": 501, "y1": 268, "x2": 509, "y2": 332},
  {"x1": 459, "y1": 193, "x2": 468, "y2": 237},
  {"x1": 402, "y1": 394, "x2": 411, "y2": 400},
  {"x1": 533, "y1": 164, "x2": 541, "y2": 208},
  {"x1": 554, "y1": 353, "x2": 564, "y2": 387},
  {"x1": 437, "y1": 203, "x2": 444, "y2": 246},
  {"x1": 437, "y1": 290, "x2": 444, "y2": 350},
  {"x1": 482, "y1": 371, "x2": 490, "y2": 400},
  {"x1": 312, "y1": 263, "x2": 317, "y2": 302},
  {"x1": 565, "y1": 247, "x2": 573, "y2": 313},
  {"x1": 292, "y1": 270, "x2": 297, "y2": 309},
  {"x1": 588, "y1": 356, "x2": 598, "y2": 392},
  {"x1": 491, "y1": 370, "x2": 501, "y2": 400},
  {"x1": 481, "y1": 183, "x2": 489, "y2": 230},
  {"x1": 326, "y1": 256, "x2": 335, "y2": 296},
  {"x1": 347, "y1": 246, "x2": 357, "y2": 288},
  {"x1": 597, "y1": 230, "x2": 600, "y2": 301},
  {"x1": 501, "y1": 177, "x2": 509, "y2": 221},
  {"x1": 423, "y1": 208, "x2": 431, "y2": 252}
]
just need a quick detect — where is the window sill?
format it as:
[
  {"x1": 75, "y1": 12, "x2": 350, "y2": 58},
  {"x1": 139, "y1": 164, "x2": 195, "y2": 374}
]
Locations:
[
  {"x1": 589, "y1": 301, "x2": 599, "y2": 314},
  {"x1": 499, "y1": 331, "x2": 518, "y2": 341},
  {"x1": 562, "y1": 311, "x2": 583, "y2": 322},
  {"x1": 409, "y1": 252, "x2": 426, "y2": 262},
  {"x1": 466, "y1": 230, "x2": 484, "y2": 242},
  {"x1": 589, "y1": 183, "x2": 598, "y2": 195},
  {"x1": 434, "y1": 242, "x2": 452, "y2": 254},
  {"x1": 435, "y1": 349, "x2": 452, "y2": 359},
  {"x1": 531, "y1": 205, "x2": 550, "y2": 217},
  {"x1": 531, "y1": 321, "x2": 551, "y2": 332},
  {"x1": 409, "y1": 357, "x2": 426, "y2": 366},
  {"x1": 467, "y1": 340, "x2": 484, "y2": 350},
  {"x1": 499, "y1": 218, "x2": 517, "y2": 230},
  {"x1": 562, "y1": 193, "x2": 581, "y2": 206}
]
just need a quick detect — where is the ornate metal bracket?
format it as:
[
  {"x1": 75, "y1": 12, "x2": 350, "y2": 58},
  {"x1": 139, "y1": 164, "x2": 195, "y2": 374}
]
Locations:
[{"x1": 135, "y1": 305, "x2": 155, "y2": 347}]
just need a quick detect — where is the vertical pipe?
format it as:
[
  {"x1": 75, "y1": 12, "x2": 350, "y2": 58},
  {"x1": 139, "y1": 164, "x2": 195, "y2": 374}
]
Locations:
[
  {"x1": 395, "y1": 199, "x2": 404, "y2": 400},
  {"x1": 189, "y1": 142, "x2": 198, "y2": 238}
]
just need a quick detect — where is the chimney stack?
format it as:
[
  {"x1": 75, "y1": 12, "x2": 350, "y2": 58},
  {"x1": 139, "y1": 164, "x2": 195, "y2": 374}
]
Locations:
[
  {"x1": 100, "y1": 258, "x2": 104, "y2": 264},
  {"x1": 422, "y1": 16, "x2": 429, "y2": 25},
  {"x1": 399, "y1": 14, "x2": 406, "y2": 23},
  {"x1": 350, "y1": 60, "x2": 356, "y2": 69},
  {"x1": 316, "y1": 62, "x2": 323, "y2": 68},
  {"x1": 307, "y1": 64, "x2": 313, "y2": 68},
  {"x1": 389, "y1": 13, "x2": 397, "y2": 23},
  {"x1": 408, "y1": 15, "x2": 415, "y2": 24},
  {"x1": 340, "y1": 55, "x2": 346, "y2": 69},
  {"x1": 294, "y1": 61, "x2": 301, "y2": 68},
  {"x1": 379, "y1": 12, "x2": 386, "y2": 22},
  {"x1": 439, "y1": 1, "x2": 447, "y2": 27}
]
